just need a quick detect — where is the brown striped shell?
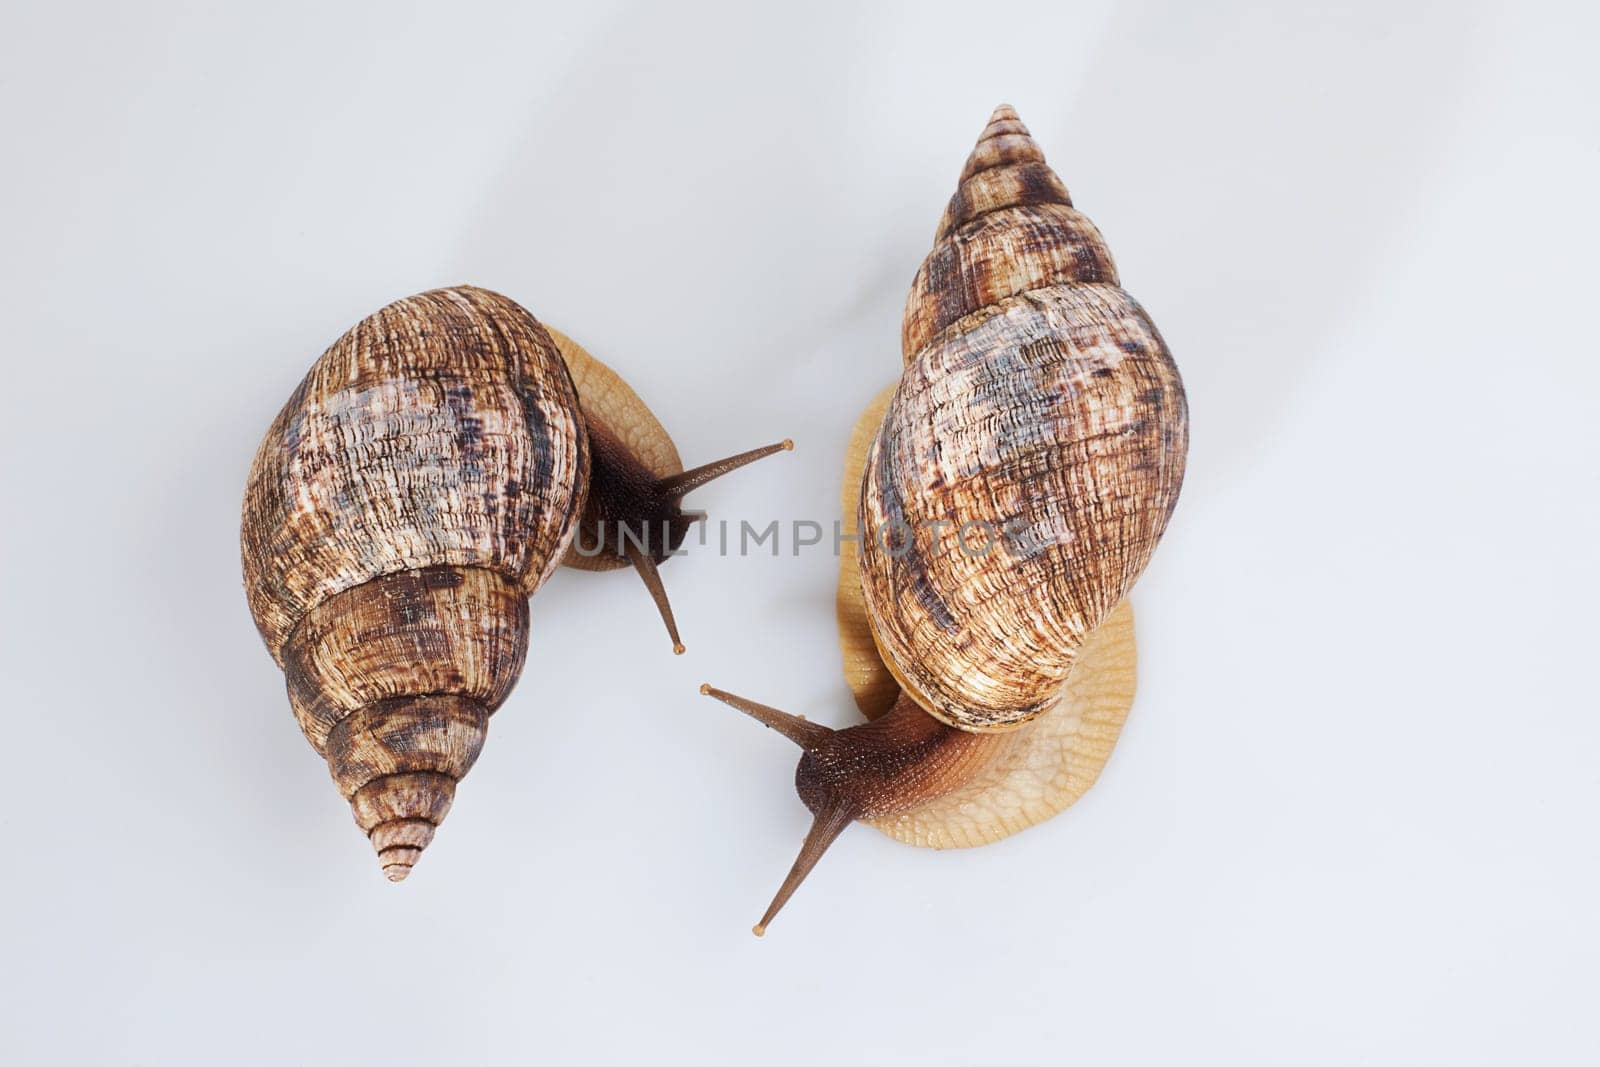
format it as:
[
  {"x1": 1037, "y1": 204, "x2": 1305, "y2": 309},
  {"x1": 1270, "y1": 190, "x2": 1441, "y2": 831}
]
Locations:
[
  {"x1": 858, "y1": 105, "x2": 1188, "y2": 732},
  {"x1": 839, "y1": 386, "x2": 1137, "y2": 848},
  {"x1": 241, "y1": 285, "x2": 589, "y2": 880}
]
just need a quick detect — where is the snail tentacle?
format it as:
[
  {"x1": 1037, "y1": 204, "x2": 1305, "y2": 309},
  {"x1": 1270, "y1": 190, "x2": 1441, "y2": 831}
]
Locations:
[
  {"x1": 624, "y1": 540, "x2": 685, "y2": 655},
  {"x1": 699, "y1": 684, "x2": 834, "y2": 749},
  {"x1": 656, "y1": 439, "x2": 793, "y2": 497},
  {"x1": 549, "y1": 329, "x2": 792, "y2": 651},
  {"x1": 753, "y1": 802, "x2": 856, "y2": 938}
]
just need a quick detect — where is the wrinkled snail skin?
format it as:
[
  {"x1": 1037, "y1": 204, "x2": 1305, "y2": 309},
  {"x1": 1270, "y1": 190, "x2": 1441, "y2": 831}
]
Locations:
[
  {"x1": 243, "y1": 286, "x2": 588, "y2": 880},
  {"x1": 700, "y1": 686, "x2": 994, "y2": 934},
  {"x1": 703, "y1": 104, "x2": 1188, "y2": 934},
  {"x1": 545, "y1": 327, "x2": 793, "y2": 654}
]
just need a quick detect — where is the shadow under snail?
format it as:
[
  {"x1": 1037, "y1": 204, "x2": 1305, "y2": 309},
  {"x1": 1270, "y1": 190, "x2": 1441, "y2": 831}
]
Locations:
[
  {"x1": 702, "y1": 105, "x2": 1190, "y2": 935},
  {"x1": 241, "y1": 285, "x2": 788, "y2": 880}
]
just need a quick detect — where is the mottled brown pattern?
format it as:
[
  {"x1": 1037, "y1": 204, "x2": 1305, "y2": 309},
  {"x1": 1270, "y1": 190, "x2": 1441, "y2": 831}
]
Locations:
[
  {"x1": 906, "y1": 105, "x2": 1115, "y2": 361},
  {"x1": 865, "y1": 285, "x2": 1185, "y2": 730},
  {"x1": 861, "y1": 105, "x2": 1188, "y2": 732},
  {"x1": 325, "y1": 696, "x2": 488, "y2": 799},
  {"x1": 960, "y1": 131, "x2": 1045, "y2": 180},
  {"x1": 350, "y1": 772, "x2": 456, "y2": 832},
  {"x1": 902, "y1": 203, "x2": 1119, "y2": 361},
  {"x1": 280, "y1": 565, "x2": 528, "y2": 752},
  {"x1": 241, "y1": 287, "x2": 586, "y2": 880},
  {"x1": 242, "y1": 286, "x2": 588, "y2": 659},
  {"x1": 326, "y1": 697, "x2": 485, "y2": 880},
  {"x1": 935, "y1": 159, "x2": 1073, "y2": 241}
]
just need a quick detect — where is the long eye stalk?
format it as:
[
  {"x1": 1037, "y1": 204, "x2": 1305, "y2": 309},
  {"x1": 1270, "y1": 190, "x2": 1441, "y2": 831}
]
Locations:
[
  {"x1": 657, "y1": 439, "x2": 792, "y2": 498},
  {"x1": 700, "y1": 683, "x2": 857, "y2": 936},
  {"x1": 610, "y1": 440, "x2": 792, "y2": 654},
  {"x1": 752, "y1": 803, "x2": 855, "y2": 937},
  {"x1": 624, "y1": 542, "x2": 684, "y2": 654},
  {"x1": 698, "y1": 684, "x2": 832, "y2": 748}
]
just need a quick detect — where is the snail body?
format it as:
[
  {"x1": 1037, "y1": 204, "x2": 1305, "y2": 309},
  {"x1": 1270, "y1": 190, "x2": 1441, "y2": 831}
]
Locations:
[
  {"x1": 549, "y1": 328, "x2": 792, "y2": 652},
  {"x1": 244, "y1": 287, "x2": 788, "y2": 879},
  {"x1": 704, "y1": 105, "x2": 1188, "y2": 933}
]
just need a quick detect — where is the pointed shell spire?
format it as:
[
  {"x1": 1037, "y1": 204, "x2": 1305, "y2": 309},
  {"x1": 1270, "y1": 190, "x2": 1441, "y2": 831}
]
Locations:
[
  {"x1": 326, "y1": 695, "x2": 489, "y2": 880},
  {"x1": 903, "y1": 105, "x2": 1117, "y2": 363},
  {"x1": 934, "y1": 104, "x2": 1067, "y2": 239},
  {"x1": 960, "y1": 104, "x2": 1041, "y2": 176}
]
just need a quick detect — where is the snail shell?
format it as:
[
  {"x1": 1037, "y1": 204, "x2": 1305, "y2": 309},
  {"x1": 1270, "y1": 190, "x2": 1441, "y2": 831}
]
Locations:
[
  {"x1": 241, "y1": 286, "x2": 588, "y2": 880},
  {"x1": 839, "y1": 386, "x2": 1137, "y2": 848},
  {"x1": 858, "y1": 105, "x2": 1188, "y2": 731}
]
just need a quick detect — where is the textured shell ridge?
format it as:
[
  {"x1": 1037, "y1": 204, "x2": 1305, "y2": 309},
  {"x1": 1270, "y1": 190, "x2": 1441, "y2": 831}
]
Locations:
[
  {"x1": 241, "y1": 285, "x2": 589, "y2": 662},
  {"x1": 836, "y1": 392, "x2": 1142, "y2": 849}
]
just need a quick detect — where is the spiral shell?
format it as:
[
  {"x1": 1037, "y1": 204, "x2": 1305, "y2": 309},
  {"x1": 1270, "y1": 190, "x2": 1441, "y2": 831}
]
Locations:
[
  {"x1": 241, "y1": 286, "x2": 589, "y2": 878},
  {"x1": 839, "y1": 385, "x2": 1137, "y2": 848},
  {"x1": 858, "y1": 106, "x2": 1188, "y2": 731}
]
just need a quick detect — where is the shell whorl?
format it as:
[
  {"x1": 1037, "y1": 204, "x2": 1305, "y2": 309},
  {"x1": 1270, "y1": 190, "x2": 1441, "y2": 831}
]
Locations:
[
  {"x1": 242, "y1": 286, "x2": 588, "y2": 655},
  {"x1": 241, "y1": 286, "x2": 589, "y2": 877},
  {"x1": 902, "y1": 105, "x2": 1118, "y2": 364},
  {"x1": 859, "y1": 106, "x2": 1188, "y2": 732}
]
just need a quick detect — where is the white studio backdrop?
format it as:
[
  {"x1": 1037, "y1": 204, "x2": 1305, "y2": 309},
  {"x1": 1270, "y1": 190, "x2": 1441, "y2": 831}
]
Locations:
[{"x1": 1, "y1": 2, "x2": 1596, "y2": 1064}]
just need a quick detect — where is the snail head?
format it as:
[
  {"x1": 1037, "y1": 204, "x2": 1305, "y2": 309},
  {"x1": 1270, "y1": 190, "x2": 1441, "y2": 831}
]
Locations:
[{"x1": 699, "y1": 684, "x2": 991, "y2": 935}]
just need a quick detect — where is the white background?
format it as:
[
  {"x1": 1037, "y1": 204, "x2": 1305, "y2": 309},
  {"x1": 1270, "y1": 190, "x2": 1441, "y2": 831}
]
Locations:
[{"x1": 2, "y1": 1, "x2": 1596, "y2": 1063}]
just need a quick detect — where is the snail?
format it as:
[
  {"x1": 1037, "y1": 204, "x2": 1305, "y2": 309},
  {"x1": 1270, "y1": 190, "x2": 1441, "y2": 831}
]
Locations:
[
  {"x1": 242, "y1": 285, "x2": 787, "y2": 880},
  {"x1": 702, "y1": 105, "x2": 1189, "y2": 934}
]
